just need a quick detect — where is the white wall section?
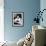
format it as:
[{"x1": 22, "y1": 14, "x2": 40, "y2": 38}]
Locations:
[{"x1": 0, "y1": 0, "x2": 4, "y2": 42}]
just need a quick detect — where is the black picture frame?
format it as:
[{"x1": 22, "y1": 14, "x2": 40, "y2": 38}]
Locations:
[{"x1": 12, "y1": 12, "x2": 24, "y2": 27}]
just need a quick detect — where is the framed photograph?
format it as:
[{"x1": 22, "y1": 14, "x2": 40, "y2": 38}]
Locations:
[{"x1": 12, "y1": 12, "x2": 24, "y2": 27}]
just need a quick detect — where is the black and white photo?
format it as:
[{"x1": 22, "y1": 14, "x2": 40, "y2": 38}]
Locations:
[{"x1": 12, "y1": 12, "x2": 24, "y2": 27}]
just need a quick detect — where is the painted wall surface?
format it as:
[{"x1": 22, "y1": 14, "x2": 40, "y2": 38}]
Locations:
[
  {"x1": 40, "y1": 0, "x2": 46, "y2": 27},
  {"x1": 0, "y1": 0, "x2": 4, "y2": 42},
  {"x1": 4, "y1": 0, "x2": 40, "y2": 42}
]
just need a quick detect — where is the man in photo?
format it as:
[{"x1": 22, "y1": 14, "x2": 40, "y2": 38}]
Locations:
[{"x1": 14, "y1": 14, "x2": 23, "y2": 25}]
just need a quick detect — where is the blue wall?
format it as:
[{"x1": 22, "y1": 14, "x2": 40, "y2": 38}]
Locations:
[
  {"x1": 4, "y1": 0, "x2": 40, "y2": 42},
  {"x1": 40, "y1": 0, "x2": 46, "y2": 27}
]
